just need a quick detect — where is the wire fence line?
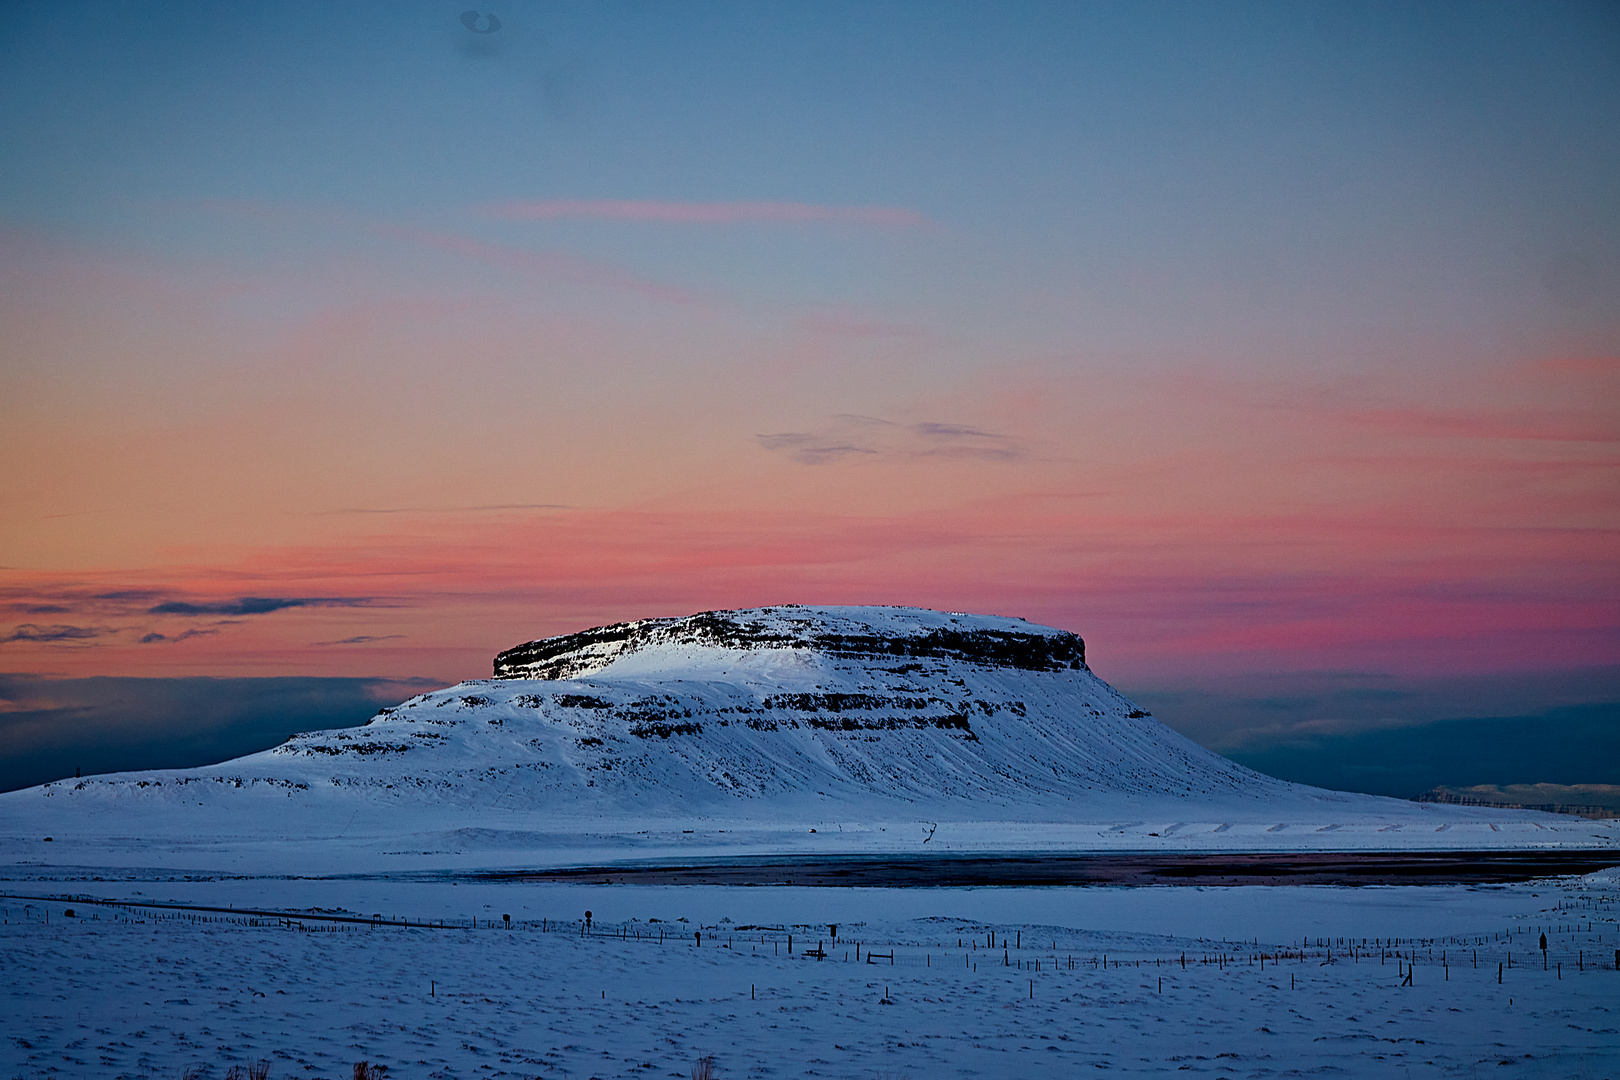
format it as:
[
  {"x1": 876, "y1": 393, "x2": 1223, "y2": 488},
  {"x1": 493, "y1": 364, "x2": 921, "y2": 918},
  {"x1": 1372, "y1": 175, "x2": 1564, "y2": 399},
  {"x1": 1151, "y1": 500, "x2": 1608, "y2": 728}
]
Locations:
[{"x1": 5, "y1": 890, "x2": 1617, "y2": 977}]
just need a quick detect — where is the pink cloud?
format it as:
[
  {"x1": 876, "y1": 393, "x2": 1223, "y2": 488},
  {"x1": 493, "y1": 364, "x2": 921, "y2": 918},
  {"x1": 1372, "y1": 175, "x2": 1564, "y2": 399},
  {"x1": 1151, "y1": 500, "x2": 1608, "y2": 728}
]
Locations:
[
  {"x1": 187, "y1": 199, "x2": 703, "y2": 304},
  {"x1": 477, "y1": 199, "x2": 929, "y2": 227},
  {"x1": 366, "y1": 223, "x2": 700, "y2": 304},
  {"x1": 1340, "y1": 406, "x2": 1619, "y2": 444}
]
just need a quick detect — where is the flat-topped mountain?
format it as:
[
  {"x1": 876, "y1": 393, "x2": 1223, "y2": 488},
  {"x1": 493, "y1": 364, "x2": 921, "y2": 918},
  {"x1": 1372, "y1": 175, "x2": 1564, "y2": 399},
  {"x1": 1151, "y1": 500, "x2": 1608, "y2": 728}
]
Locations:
[
  {"x1": 492, "y1": 606, "x2": 1088, "y2": 680},
  {"x1": 2, "y1": 606, "x2": 1609, "y2": 872},
  {"x1": 449, "y1": 605, "x2": 1280, "y2": 811}
]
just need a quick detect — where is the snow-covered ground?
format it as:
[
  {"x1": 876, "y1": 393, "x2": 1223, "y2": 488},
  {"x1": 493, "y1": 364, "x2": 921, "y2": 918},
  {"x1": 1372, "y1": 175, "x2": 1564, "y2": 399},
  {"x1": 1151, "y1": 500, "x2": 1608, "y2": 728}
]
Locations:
[{"x1": 3, "y1": 872, "x2": 1617, "y2": 1079}]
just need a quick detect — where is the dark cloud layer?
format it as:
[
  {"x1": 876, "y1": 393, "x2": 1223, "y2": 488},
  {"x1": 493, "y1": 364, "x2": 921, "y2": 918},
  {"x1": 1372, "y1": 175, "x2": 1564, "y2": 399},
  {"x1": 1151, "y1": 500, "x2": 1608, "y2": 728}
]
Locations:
[
  {"x1": 0, "y1": 674, "x2": 443, "y2": 793},
  {"x1": 1125, "y1": 666, "x2": 1620, "y2": 798},
  {"x1": 0, "y1": 591, "x2": 378, "y2": 650},
  {"x1": 138, "y1": 628, "x2": 219, "y2": 644},
  {"x1": 146, "y1": 596, "x2": 371, "y2": 616},
  {"x1": 0, "y1": 623, "x2": 114, "y2": 644},
  {"x1": 1221, "y1": 704, "x2": 1619, "y2": 799},
  {"x1": 757, "y1": 415, "x2": 1026, "y2": 465},
  {"x1": 2, "y1": 588, "x2": 163, "y2": 619}
]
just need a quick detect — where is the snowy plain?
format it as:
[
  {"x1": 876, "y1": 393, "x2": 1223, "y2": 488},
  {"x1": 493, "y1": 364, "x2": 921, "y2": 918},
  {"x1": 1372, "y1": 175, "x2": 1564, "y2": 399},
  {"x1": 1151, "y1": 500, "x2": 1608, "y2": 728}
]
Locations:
[{"x1": 3, "y1": 871, "x2": 1618, "y2": 1080}]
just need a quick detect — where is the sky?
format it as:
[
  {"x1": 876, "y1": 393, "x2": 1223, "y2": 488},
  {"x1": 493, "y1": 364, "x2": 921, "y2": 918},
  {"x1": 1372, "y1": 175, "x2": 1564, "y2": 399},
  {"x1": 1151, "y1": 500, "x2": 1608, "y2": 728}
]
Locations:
[{"x1": 1, "y1": 2, "x2": 1616, "y2": 789}]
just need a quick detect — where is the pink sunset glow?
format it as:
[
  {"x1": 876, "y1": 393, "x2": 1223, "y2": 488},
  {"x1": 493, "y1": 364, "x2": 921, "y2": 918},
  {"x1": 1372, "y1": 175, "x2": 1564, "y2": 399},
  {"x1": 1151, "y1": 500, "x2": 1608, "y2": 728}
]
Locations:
[
  {"x1": 1, "y1": 3, "x2": 1616, "y2": 750},
  {"x1": 1, "y1": 218, "x2": 1612, "y2": 685}
]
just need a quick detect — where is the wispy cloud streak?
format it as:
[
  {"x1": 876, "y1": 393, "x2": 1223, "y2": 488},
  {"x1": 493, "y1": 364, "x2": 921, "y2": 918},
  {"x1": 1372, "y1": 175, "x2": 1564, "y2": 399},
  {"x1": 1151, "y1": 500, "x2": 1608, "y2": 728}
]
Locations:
[
  {"x1": 479, "y1": 200, "x2": 929, "y2": 227},
  {"x1": 1, "y1": 623, "x2": 115, "y2": 645},
  {"x1": 315, "y1": 504, "x2": 569, "y2": 517},
  {"x1": 146, "y1": 597, "x2": 372, "y2": 617},
  {"x1": 757, "y1": 415, "x2": 1026, "y2": 465},
  {"x1": 369, "y1": 223, "x2": 699, "y2": 304},
  {"x1": 139, "y1": 628, "x2": 218, "y2": 644},
  {"x1": 191, "y1": 199, "x2": 701, "y2": 304},
  {"x1": 1341, "y1": 406, "x2": 1619, "y2": 443}
]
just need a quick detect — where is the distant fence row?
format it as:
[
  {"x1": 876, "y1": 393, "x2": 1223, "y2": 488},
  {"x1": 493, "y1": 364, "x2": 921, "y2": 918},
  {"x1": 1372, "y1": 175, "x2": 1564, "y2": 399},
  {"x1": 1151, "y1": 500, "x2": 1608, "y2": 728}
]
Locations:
[{"x1": 4, "y1": 892, "x2": 1617, "y2": 974}]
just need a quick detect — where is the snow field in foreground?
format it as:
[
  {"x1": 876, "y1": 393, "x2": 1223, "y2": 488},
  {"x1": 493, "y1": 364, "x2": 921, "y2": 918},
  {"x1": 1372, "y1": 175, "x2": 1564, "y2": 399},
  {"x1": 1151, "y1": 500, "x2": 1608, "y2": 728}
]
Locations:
[{"x1": 3, "y1": 879, "x2": 1619, "y2": 1080}]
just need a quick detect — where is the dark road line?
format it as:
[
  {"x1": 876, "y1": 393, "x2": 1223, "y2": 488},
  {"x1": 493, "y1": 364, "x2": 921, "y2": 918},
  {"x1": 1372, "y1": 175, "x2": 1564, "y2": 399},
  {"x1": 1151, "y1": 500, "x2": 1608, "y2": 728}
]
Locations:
[{"x1": 474, "y1": 850, "x2": 1620, "y2": 887}]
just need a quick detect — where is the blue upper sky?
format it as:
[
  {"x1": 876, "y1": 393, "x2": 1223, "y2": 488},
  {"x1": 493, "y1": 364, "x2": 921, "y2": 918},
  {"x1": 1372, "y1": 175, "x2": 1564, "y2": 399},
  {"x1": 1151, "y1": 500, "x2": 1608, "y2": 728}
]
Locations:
[{"x1": 2, "y1": 1, "x2": 1615, "y2": 352}]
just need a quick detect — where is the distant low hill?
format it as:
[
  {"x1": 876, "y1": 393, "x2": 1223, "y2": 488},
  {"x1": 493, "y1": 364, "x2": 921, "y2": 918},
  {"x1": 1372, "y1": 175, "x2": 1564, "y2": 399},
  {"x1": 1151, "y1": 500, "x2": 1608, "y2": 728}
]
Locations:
[{"x1": 1417, "y1": 784, "x2": 1620, "y2": 819}]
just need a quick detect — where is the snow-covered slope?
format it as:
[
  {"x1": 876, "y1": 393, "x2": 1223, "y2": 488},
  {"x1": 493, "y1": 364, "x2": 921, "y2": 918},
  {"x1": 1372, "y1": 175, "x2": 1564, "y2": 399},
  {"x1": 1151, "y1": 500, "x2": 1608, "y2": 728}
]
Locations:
[
  {"x1": 1, "y1": 607, "x2": 1611, "y2": 873},
  {"x1": 308, "y1": 605, "x2": 1295, "y2": 815}
]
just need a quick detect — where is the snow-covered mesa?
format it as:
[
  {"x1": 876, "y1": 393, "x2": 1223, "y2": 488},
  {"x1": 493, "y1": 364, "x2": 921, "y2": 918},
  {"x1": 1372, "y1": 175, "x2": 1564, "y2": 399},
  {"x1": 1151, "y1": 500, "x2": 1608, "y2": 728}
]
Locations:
[{"x1": 2, "y1": 605, "x2": 1612, "y2": 872}]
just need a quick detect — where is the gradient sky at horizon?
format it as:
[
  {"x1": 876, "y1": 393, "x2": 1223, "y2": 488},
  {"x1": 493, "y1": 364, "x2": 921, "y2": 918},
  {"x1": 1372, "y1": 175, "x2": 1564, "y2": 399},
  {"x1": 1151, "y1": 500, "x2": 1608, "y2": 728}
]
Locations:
[{"x1": 2, "y1": 1, "x2": 1617, "y2": 701}]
